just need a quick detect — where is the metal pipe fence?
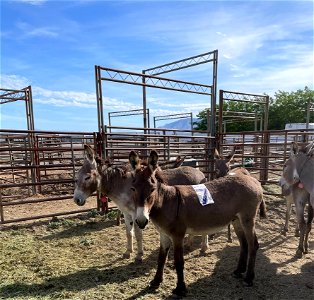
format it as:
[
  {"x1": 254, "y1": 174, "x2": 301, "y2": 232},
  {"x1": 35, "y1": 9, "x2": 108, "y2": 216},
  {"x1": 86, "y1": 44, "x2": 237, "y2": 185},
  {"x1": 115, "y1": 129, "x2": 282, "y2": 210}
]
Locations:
[
  {"x1": 1, "y1": 127, "x2": 313, "y2": 224},
  {"x1": 0, "y1": 129, "x2": 96, "y2": 224}
]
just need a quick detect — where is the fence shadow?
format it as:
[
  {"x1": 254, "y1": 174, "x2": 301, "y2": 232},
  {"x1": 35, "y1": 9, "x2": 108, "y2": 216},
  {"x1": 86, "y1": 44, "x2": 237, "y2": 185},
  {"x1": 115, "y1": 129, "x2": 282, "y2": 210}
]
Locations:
[
  {"x1": 185, "y1": 244, "x2": 313, "y2": 299},
  {"x1": 0, "y1": 247, "x2": 159, "y2": 299}
]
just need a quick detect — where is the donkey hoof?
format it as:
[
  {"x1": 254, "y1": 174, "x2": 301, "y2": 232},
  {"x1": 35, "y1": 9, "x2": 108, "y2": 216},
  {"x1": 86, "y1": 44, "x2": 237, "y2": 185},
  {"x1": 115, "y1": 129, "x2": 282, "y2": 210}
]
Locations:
[
  {"x1": 233, "y1": 270, "x2": 243, "y2": 279},
  {"x1": 123, "y1": 252, "x2": 131, "y2": 259},
  {"x1": 227, "y1": 238, "x2": 233, "y2": 243},
  {"x1": 172, "y1": 283, "x2": 187, "y2": 297},
  {"x1": 150, "y1": 278, "x2": 161, "y2": 289},
  {"x1": 244, "y1": 277, "x2": 254, "y2": 287},
  {"x1": 281, "y1": 229, "x2": 287, "y2": 236},
  {"x1": 200, "y1": 249, "x2": 207, "y2": 256},
  {"x1": 296, "y1": 249, "x2": 303, "y2": 259},
  {"x1": 135, "y1": 257, "x2": 143, "y2": 264}
]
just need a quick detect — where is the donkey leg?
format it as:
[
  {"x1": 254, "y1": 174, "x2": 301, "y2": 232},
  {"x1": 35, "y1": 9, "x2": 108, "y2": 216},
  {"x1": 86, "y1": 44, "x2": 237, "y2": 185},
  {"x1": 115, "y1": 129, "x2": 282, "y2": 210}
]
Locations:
[
  {"x1": 200, "y1": 235, "x2": 208, "y2": 255},
  {"x1": 150, "y1": 233, "x2": 171, "y2": 289},
  {"x1": 116, "y1": 210, "x2": 122, "y2": 226},
  {"x1": 227, "y1": 224, "x2": 233, "y2": 242},
  {"x1": 172, "y1": 237, "x2": 187, "y2": 297},
  {"x1": 123, "y1": 213, "x2": 134, "y2": 259},
  {"x1": 242, "y1": 223, "x2": 259, "y2": 287},
  {"x1": 304, "y1": 203, "x2": 313, "y2": 254},
  {"x1": 185, "y1": 234, "x2": 194, "y2": 250},
  {"x1": 134, "y1": 222, "x2": 144, "y2": 263},
  {"x1": 282, "y1": 196, "x2": 292, "y2": 236},
  {"x1": 232, "y1": 218, "x2": 248, "y2": 278},
  {"x1": 295, "y1": 201, "x2": 306, "y2": 258}
]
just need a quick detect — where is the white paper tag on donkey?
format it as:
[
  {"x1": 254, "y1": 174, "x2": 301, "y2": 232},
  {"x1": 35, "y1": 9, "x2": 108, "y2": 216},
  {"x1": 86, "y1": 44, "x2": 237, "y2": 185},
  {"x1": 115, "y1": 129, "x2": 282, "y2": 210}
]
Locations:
[{"x1": 192, "y1": 184, "x2": 214, "y2": 206}]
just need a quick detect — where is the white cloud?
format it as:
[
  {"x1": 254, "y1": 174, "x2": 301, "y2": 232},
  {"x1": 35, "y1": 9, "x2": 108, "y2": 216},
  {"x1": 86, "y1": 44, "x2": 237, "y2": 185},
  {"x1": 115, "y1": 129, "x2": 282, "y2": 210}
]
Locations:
[
  {"x1": 16, "y1": 22, "x2": 58, "y2": 38},
  {"x1": 0, "y1": 74, "x2": 141, "y2": 110},
  {"x1": 0, "y1": 74, "x2": 31, "y2": 88}
]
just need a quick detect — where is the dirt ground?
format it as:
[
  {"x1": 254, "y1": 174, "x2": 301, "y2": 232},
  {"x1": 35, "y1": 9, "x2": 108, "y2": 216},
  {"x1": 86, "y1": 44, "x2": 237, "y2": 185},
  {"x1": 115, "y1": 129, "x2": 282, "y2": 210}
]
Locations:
[{"x1": 0, "y1": 187, "x2": 313, "y2": 300}]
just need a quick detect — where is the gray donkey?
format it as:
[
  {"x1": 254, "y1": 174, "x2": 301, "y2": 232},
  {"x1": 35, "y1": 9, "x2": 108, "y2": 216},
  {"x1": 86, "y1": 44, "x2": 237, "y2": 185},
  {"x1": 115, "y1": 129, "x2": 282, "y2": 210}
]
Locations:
[{"x1": 73, "y1": 145, "x2": 206, "y2": 262}]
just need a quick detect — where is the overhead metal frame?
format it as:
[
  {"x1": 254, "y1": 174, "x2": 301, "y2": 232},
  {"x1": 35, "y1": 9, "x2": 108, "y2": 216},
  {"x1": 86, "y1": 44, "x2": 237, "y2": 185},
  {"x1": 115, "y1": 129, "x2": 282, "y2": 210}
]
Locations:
[
  {"x1": 142, "y1": 50, "x2": 218, "y2": 137},
  {"x1": 220, "y1": 111, "x2": 263, "y2": 132},
  {"x1": 0, "y1": 86, "x2": 35, "y2": 131},
  {"x1": 95, "y1": 50, "x2": 218, "y2": 138},
  {"x1": 108, "y1": 108, "x2": 150, "y2": 132},
  {"x1": 153, "y1": 112, "x2": 193, "y2": 131},
  {"x1": 218, "y1": 90, "x2": 269, "y2": 135}
]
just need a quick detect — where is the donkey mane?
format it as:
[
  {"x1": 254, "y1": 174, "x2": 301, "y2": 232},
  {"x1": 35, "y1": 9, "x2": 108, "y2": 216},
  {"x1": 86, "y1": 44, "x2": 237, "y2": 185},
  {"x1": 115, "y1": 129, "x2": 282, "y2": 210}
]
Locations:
[{"x1": 102, "y1": 165, "x2": 129, "y2": 193}]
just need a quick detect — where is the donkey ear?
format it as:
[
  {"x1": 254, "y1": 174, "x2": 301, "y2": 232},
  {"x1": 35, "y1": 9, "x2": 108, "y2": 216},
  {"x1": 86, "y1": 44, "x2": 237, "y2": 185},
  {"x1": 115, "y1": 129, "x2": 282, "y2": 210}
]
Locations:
[
  {"x1": 104, "y1": 157, "x2": 113, "y2": 167},
  {"x1": 175, "y1": 155, "x2": 185, "y2": 167},
  {"x1": 84, "y1": 145, "x2": 95, "y2": 162},
  {"x1": 129, "y1": 151, "x2": 140, "y2": 170},
  {"x1": 226, "y1": 147, "x2": 235, "y2": 162},
  {"x1": 149, "y1": 150, "x2": 159, "y2": 170},
  {"x1": 290, "y1": 142, "x2": 299, "y2": 156},
  {"x1": 305, "y1": 141, "x2": 314, "y2": 156},
  {"x1": 214, "y1": 148, "x2": 221, "y2": 159}
]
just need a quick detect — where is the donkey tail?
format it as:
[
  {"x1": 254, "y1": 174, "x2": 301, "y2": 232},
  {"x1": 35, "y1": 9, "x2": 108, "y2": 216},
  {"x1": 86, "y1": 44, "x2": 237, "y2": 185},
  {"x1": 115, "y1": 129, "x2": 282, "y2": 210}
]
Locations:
[{"x1": 259, "y1": 197, "x2": 267, "y2": 219}]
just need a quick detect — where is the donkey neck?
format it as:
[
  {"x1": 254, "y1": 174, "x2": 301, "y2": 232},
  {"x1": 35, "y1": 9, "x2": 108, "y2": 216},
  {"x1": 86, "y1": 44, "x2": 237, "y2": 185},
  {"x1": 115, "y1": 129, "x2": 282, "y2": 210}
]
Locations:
[
  {"x1": 149, "y1": 183, "x2": 180, "y2": 223},
  {"x1": 296, "y1": 154, "x2": 314, "y2": 194},
  {"x1": 101, "y1": 167, "x2": 133, "y2": 202}
]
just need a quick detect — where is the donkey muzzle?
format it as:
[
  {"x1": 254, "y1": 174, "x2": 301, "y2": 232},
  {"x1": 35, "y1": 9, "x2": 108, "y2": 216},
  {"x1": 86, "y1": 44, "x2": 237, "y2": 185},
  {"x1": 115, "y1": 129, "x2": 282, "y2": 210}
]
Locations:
[
  {"x1": 73, "y1": 197, "x2": 86, "y2": 206},
  {"x1": 135, "y1": 218, "x2": 148, "y2": 229},
  {"x1": 73, "y1": 189, "x2": 87, "y2": 206}
]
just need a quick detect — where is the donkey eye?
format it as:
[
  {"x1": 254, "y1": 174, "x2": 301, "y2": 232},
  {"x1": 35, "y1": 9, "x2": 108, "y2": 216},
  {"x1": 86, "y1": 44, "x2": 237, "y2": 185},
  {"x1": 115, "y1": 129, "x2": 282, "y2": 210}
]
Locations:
[
  {"x1": 85, "y1": 176, "x2": 91, "y2": 181},
  {"x1": 151, "y1": 188, "x2": 156, "y2": 192},
  {"x1": 131, "y1": 187, "x2": 135, "y2": 192}
]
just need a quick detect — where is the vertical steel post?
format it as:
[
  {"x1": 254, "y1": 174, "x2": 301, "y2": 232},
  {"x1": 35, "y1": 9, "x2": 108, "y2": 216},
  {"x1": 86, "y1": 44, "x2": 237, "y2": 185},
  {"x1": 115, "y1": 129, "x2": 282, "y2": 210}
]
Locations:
[
  {"x1": 142, "y1": 71, "x2": 147, "y2": 129},
  {"x1": 147, "y1": 108, "x2": 150, "y2": 128},
  {"x1": 306, "y1": 98, "x2": 312, "y2": 129},
  {"x1": 95, "y1": 66, "x2": 105, "y2": 158},
  {"x1": 0, "y1": 192, "x2": 4, "y2": 224},
  {"x1": 108, "y1": 112, "x2": 112, "y2": 133},
  {"x1": 190, "y1": 112, "x2": 194, "y2": 136},
  {"x1": 142, "y1": 71, "x2": 148, "y2": 156},
  {"x1": 264, "y1": 95, "x2": 269, "y2": 131},
  {"x1": 208, "y1": 50, "x2": 218, "y2": 179},
  {"x1": 210, "y1": 50, "x2": 218, "y2": 138}
]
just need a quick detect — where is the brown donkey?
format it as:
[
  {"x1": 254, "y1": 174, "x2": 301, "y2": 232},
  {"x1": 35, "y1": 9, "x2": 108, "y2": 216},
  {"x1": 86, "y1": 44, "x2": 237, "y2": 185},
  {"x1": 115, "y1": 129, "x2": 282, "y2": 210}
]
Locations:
[
  {"x1": 214, "y1": 148, "x2": 267, "y2": 242},
  {"x1": 73, "y1": 145, "x2": 206, "y2": 262},
  {"x1": 129, "y1": 150, "x2": 264, "y2": 296}
]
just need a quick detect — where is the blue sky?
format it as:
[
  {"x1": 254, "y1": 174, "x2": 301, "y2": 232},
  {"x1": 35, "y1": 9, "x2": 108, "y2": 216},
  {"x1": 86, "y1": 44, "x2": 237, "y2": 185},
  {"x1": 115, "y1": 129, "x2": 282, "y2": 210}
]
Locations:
[{"x1": 1, "y1": 0, "x2": 313, "y2": 131}]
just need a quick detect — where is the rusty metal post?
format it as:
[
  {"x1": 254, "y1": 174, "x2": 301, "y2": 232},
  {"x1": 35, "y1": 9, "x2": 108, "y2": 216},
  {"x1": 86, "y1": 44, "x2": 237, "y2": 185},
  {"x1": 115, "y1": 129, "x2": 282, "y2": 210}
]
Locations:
[
  {"x1": 95, "y1": 65, "x2": 106, "y2": 159},
  {"x1": 210, "y1": 50, "x2": 218, "y2": 138},
  {"x1": 142, "y1": 70, "x2": 148, "y2": 157},
  {"x1": 0, "y1": 191, "x2": 4, "y2": 224},
  {"x1": 260, "y1": 131, "x2": 270, "y2": 184},
  {"x1": 264, "y1": 96, "x2": 269, "y2": 131}
]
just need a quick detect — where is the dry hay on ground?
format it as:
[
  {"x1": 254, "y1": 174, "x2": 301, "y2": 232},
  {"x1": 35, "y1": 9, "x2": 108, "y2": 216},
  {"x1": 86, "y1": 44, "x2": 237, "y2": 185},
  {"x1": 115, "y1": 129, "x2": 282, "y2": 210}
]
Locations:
[{"x1": 0, "y1": 187, "x2": 313, "y2": 300}]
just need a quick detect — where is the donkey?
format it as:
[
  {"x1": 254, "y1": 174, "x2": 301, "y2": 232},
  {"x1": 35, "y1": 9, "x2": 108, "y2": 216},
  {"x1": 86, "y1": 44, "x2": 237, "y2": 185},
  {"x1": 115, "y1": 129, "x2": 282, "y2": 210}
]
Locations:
[
  {"x1": 129, "y1": 150, "x2": 264, "y2": 295},
  {"x1": 73, "y1": 145, "x2": 206, "y2": 262},
  {"x1": 280, "y1": 141, "x2": 314, "y2": 258},
  {"x1": 214, "y1": 148, "x2": 251, "y2": 178},
  {"x1": 159, "y1": 155, "x2": 186, "y2": 169},
  {"x1": 214, "y1": 148, "x2": 266, "y2": 242}
]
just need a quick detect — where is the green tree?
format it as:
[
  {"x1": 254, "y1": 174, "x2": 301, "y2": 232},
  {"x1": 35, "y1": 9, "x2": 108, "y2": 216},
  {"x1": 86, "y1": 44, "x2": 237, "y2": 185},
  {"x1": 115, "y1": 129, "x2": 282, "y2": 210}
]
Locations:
[
  {"x1": 268, "y1": 87, "x2": 314, "y2": 130},
  {"x1": 194, "y1": 87, "x2": 314, "y2": 131}
]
